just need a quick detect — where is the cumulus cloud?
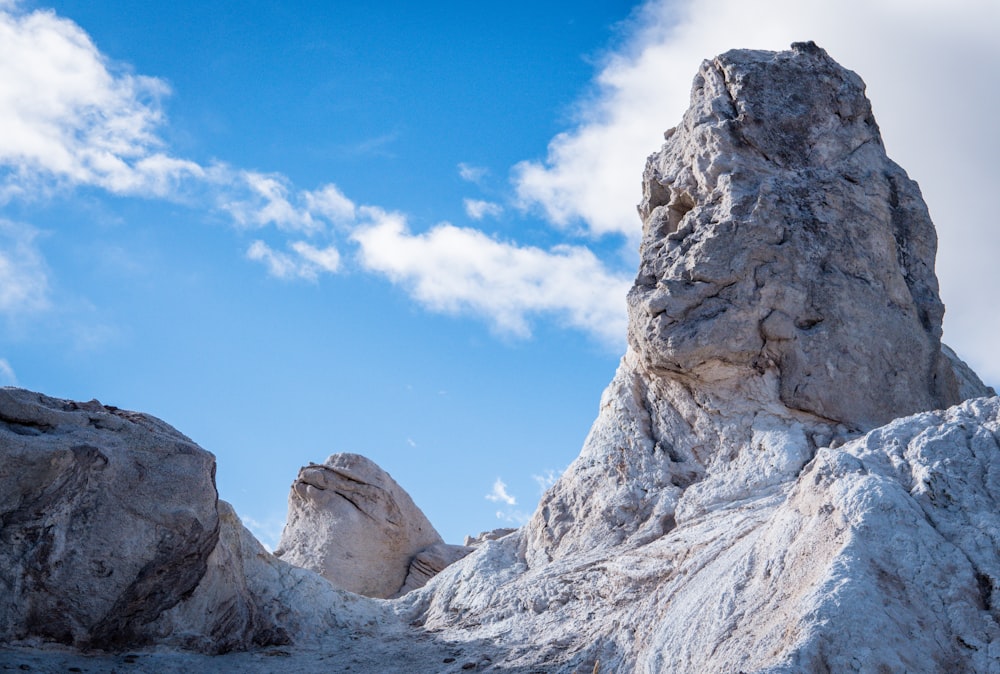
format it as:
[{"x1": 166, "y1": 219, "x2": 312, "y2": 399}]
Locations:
[
  {"x1": 463, "y1": 198, "x2": 503, "y2": 221},
  {"x1": 352, "y1": 208, "x2": 630, "y2": 344},
  {"x1": 246, "y1": 240, "x2": 340, "y2": 281},
  {"x1": 485, "y1": 478, "x2": 517, "y2": 506},
  {"x1": 512, "y1": 0, "x2": 1000, "y2": 379},
  {"x1": 0, "y1": 219, "x2": 49, "y2": 315},
  {"x1": 0, "y1": 5, "x2": 203, "y2": 199}
]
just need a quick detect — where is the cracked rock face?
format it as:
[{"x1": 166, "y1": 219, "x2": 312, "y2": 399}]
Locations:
[
  {"x1": 632, "y1": 41, "x2": 960, "y2": 430},
  {"x1": 274, "y1": 453, "x2": 448, "y2": 598}
]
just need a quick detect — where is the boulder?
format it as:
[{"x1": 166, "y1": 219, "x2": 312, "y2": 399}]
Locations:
[
  {"x1": 0, "y1": 388, "x2": 219, "y2": 650},
  {"x1": 274, "y1": 453, "x2": 447, "y2": 598},
  {"x1": 150, "y1": 500, "x2": 378, "y2": 654}
]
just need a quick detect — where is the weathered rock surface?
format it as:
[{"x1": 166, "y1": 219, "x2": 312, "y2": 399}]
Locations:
[
  {"x1": 394, "y1": 542, "x2": 473, "y2": 598},
  {"x1": 274, "y1": 453, "x2": 450, "y2": 598},
  {"x1": 525, "y1": 40, "x2": 995, "y2": 566},
  {"x1": 150, "y1": 500, "x2": 375, "y2": 654},
  {"x1": 631, "y1": 41, "x2": 963, "y2": 431},
  {"x1": 0, "y1": 388, "x2": 220, "y2": 650},
  {"x1": 0, "y1": 389, "x2": 400, "y2": 658},
  {"x1": 411, "y1": 397, "x2": 1000, "y2": 672}
]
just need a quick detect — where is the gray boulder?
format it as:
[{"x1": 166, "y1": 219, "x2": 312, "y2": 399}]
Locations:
[{"x1": 0, "y1": 388, "x2": 219, "y2": 649}]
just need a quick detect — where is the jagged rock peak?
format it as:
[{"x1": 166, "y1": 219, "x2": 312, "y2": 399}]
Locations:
[
  {"x1": 525, "y1": 42, "x2": 993, "y2": 565},
  {"x1": 631, "y1": 40, "x2": 981, "y2": 430}
]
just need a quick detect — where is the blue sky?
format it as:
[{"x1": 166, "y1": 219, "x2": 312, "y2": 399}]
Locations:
[{"x1": 1, "y1": 0, "x2": 997, "y2": 547}]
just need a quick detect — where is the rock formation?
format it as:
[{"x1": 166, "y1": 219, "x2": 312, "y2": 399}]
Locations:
[
  {"x1": 523, "y1": 40, "x2": 994, "y2": 565},
  {"x1": 274, "y1": 453, "x2": 469, "y2": 598},
  {"x1": 1, "y1": 42, "x2": 998, "y2": 673},
  {"x1": 405, "y1": 42, "x2": 999, "y2": 672}
]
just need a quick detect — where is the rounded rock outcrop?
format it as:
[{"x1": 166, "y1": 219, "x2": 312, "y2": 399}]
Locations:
[{"x1": 274, "y1": 453, "x2": 447, "y2": 598}]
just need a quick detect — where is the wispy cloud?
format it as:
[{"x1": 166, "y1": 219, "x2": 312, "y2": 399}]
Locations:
[
  {"x1": 494, "y1": 509, "x2": 531, "y2": 526},
  {"x1": 352, "y1": 208, "x2": 629, "y2": 344},
  {"x1": 457, "y1": 162, "x2": 488, "y2": 184},
  {"x1": 0, "y1": 358, "x2": 16, "y2": 385},
  {"x1": 485, "y1": 477, "x2": 517, "y2": 506},
  {"x1": 0, "y1": 219, "x2": 49, "y2": 315},
  {"x1": 463, "y1": 198, "x2": 503, "y2": 221},
  {"x1": 0, "y1": 4, "x2": 632, "y2": 347},
  {"x1": 532, "y1": 469, "x2": 562, "y2": 494},
  {"x1": 246, "y1": 240, "x2": 340, "y2": 281},
  {"x1": 239, "y1": 513, "x2": 285, "y2": 553}
]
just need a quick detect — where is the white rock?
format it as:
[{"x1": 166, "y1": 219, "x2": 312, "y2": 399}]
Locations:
[
  {"x1": 411, "y1": 397, "x2": 1000, "y2": 672},
  {"x1": 274, "y1": 453, "x2": 446, "y2": 598}
]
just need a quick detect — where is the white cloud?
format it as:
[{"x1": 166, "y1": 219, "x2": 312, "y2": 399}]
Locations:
[
  {"x1": 246, "y1": 240, "x2": 340, "y2": 281},
  {"x1": 512, "y1": 0, "x2": 1000, "y2": 380},
  {"x1": 0, "y1": 219, "x2": 49, "y2": 315},
  {"x1": 304, "y1": 184, "x2": 356, "y2": 225},
  {"x1": 486, "y1": 478, "x2": 517, "y2": 506},
  {"x1": 220, "y1": 171, "x2": 318, "y2": 234},
  {"x1": 458, "y1": 162, "x2": 488, "y2": 184},
  {"x1": 463, "y1": 198, "x2": 503, "y2": 221},
  {"x1": 0, "y1": 5, "x2": 203, "y2": 198},
  {"x1": 0, "y1": 6, "x2": 358, "y2": 237},
  {"x1": 0, "y1": 358, "x2": 16, "y2": 385},
  {"x1": 352, "y1": 208, "x2": 630, "y2": 344}
]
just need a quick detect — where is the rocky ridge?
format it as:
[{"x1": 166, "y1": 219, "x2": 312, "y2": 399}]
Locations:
[{"x1": 1, "y1": 42, "x2": 998, "y2": 673}]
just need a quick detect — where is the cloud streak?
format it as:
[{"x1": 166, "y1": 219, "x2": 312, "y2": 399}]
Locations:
[
  {"x1": 0, "y1": 358, "x2": 16, "y2": 385},
  {"x1": 0, "y1": 4, "x2": 631, "y2": 347},
  {"x1": 246, "y1": 240, "x2": 341, "y2": 281},
  {"x1": 463, "y1": 198, "x2": 503, "y2": 221},
  {"x1": 0, "y1": 219, "x2": 49, "y2": 315},
  {"x1": 352, "y1": 208, "x2": 630, "y2": 344}
]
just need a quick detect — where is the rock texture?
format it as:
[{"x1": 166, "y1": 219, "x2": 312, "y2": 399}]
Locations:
[
  {"x1": 0, "y1": 389, "x2": 404, "y2": 659},
  {"x1": 0, "y1": 388, "x2": 220, "y2": 650},
  {"x1": 274, "y1": 453, "x2": 461, "y2": 598},
  {"x1": 2, "y1": 42, "x2": 999, "y2": 674},
  {"x1": 411, "y1": 397, "x2": 1000, "y2": 672}
]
